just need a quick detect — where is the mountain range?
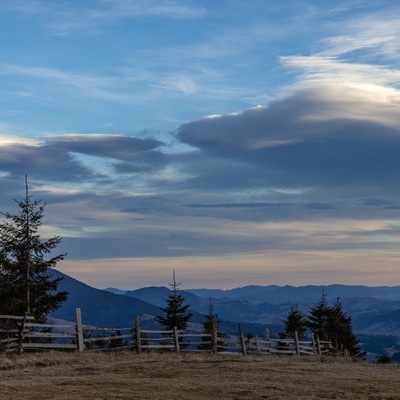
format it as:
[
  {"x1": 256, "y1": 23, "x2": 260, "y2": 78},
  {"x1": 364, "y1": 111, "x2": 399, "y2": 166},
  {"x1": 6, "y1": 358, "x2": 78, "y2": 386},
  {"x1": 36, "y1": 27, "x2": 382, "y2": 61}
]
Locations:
[
  {"x1": 109, "y1": 283, "x2": 400, "y2": 334},
  {"x1": 50, "y1": 270, "x2": 400, "y2": 359}
]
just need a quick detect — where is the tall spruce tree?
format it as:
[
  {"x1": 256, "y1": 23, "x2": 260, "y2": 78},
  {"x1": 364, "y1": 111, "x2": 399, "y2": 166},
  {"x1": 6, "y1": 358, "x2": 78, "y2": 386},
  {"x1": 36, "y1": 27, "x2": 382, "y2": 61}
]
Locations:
[
  {"x1": 0, "y1": 177, "x2": 68, "y2": 322},
  {"x1": 307, "y1": 292, "x2": 331, "y2": 341},
  {"x1": 155, "y1": 270, "x2": 193, "y2": 331},
  {"x1": 280, "y1": 302, "x2": 308, "y2": 340},
  {"x1": 328, "y1": 298, "x2": 361, "y2": 356},
  {"x1": 198, "y1": 298, "x2": 223, "y2": 351},
  {"x1": 202, "y1": 298, "x2": 218, "y2": 334}
]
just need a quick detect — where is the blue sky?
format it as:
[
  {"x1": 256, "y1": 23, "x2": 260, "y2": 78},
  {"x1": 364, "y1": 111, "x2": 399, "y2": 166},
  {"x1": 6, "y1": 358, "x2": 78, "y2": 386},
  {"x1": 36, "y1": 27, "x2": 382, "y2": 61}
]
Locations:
[{"x1": 1, "y1": 0, "x2": 400, "y2": 289}]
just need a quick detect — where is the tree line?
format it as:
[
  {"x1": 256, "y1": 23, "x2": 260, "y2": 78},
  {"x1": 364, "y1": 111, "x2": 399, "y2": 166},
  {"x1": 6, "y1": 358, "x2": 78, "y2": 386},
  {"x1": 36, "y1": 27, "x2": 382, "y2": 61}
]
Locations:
[
  {"x1": 154, "y1": 271, "x2": 362, "y2": 357},
  {"x1": 280, "y1": 297, "x2": 362, "y2": 356}
]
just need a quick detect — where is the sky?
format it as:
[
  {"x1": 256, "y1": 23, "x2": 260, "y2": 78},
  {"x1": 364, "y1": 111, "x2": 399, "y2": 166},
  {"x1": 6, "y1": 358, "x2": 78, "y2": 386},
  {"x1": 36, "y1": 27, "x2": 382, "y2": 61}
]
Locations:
[{"x1": 1, "y1": 0, "x2": 400, "y2": 290}]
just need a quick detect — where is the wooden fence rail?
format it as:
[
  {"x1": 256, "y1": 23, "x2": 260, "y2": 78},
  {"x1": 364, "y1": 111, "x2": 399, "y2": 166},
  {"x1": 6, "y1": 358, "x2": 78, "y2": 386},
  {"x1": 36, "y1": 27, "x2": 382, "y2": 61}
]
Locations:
[{"x1": 0, "y1": 310, "x2": 332, "y2": 356}]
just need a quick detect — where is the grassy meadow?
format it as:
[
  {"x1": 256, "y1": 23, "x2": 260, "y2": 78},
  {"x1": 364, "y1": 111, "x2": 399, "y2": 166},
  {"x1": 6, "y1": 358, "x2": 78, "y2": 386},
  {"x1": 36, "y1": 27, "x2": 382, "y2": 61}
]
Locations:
[{"x1": 0, "y1": 352, "x2": 399, "y2": 399}]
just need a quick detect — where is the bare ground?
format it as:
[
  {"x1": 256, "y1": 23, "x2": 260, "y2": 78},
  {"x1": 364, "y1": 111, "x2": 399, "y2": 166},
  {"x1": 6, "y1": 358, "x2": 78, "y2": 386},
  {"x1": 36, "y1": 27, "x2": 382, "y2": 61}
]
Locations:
[{"x1": 0, "y1": 351, "x2": 399, "y2": 399}]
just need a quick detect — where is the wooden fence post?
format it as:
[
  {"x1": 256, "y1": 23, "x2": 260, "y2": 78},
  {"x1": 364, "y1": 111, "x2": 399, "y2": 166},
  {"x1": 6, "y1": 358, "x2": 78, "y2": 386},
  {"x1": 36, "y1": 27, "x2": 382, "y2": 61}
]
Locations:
[
  {"x1": 311, "y1": 333, "x2": 317, "y2": 355},
  {"x1": 265, "y1": 328, "x2": 271, "y2": 354},
  {"x1": 255, "y1": 336, "x2": 261, "y2": 354},
  {"x1": 173, "y1": 326, "x2": 180, "y2": 353},
  {"x1": 17, "y1": 314, "x2": 27, "y2": 354},
  {"x1": 316, "y1": 334, "x2": 321, "y2": 355},
  {"x1": 212, "y1": 320, "x2": 218, "y2": 354},
  {"x1": 294, "y1": 330, "x2": 300, "y2": 355},
  {"x1": 135, "y1": 316, "x2": 142, "y2": 354},
  {"x1": 75, "y1": 308, "x2": 84, "y2": 352},
  {"x1": 238, "y1": 323, "x2": 247, "y2": 356}
]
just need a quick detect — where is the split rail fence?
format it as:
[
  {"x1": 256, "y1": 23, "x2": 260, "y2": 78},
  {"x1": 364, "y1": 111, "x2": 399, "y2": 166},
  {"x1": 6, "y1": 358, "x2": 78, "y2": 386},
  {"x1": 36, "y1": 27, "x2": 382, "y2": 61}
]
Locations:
[{"x1": 0, "y1": 309, "x2": 331, "y2": 356}]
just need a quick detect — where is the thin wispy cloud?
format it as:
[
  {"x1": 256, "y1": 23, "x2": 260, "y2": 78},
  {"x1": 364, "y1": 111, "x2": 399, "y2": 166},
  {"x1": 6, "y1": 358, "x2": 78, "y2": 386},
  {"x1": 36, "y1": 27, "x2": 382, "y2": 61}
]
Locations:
[
  {"x1": 318, "y1": 10, "x2": 400, "y2": 60},
  {"x1": 282, "y1": 55, "x2": 400, "y2": 86},
  {"x1": 98, "y1": 0, "x2": 206, "y2": 19},
  {"x1": 0, "y1": 64, "x2": 133, "y2": 103},
  {"x1": 282, "y1": 7, "x2": 400, "y2": 92},
  {"x1": 149, "y1": 75, "x2": 199, "y2": 94},
  {"x1": 2, "y1": 0, "x2": 206, "y2": 35}
]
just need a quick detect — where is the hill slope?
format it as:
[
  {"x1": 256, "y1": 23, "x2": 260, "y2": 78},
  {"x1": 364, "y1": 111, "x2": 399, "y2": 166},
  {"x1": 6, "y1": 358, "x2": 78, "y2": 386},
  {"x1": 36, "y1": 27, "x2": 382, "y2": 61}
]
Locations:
[
  {"x1": 50, "y1": 271, "x2": 278, "y2": 336},
  {"x1": 50, "y1": 270, "x2": 160, "y2": 327}
]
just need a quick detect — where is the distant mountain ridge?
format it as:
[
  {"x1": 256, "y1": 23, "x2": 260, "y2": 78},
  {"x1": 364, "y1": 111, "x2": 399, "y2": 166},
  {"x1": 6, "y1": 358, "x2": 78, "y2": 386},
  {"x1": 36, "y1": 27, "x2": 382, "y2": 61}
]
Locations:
[
  {"x1": 186, "y1": 284, "x2": 400, "y2": 303},
  {"x1": 49, "y1": 271, "x2": 400, "y2": 359},
  {"x1": 50, "y1": 270, "x2": 278, "y2": 337},
  {"x1": 107, "y1": 283, "x2": 400, "y2": 304},
  {"x1": 110, "y1": 283, "x2": 400, "y2": 360},
  {"x1": 108, "y1": 283, "x2": 400, "y2": 335}
]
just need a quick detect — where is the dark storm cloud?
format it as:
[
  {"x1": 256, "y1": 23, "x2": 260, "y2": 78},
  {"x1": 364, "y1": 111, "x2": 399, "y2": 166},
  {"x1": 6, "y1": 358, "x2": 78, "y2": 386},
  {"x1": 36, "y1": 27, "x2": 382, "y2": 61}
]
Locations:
[
  {"x1": 48, "y1": 134, "x2": 165, "y2": 162},
  {"x1": 3, "y1": 84, "x2": 400, "y2": 263},
  {"x1": 0, "y1": 142, "x2": 97, "y2": 182},
  {"x1": 177, "y1": 86, "x2": 400, "y2": 191},
  {"x1": 0, "y1": 134, "x2": 166, "y2": 184}
]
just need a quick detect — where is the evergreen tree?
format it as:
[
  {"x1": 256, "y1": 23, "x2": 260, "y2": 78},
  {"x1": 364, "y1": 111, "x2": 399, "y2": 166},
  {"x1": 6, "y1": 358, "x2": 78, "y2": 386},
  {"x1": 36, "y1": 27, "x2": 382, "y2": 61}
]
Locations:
[
  {"x1": 155, "y1": 270, "x2": 193, "y2": 331},
  {"x1": 307, "y1": 292, "x2": 331, "y2": 341},
  {"x1": 0, "y1": 177, "x2": 68, "y2": 322},
  {"x1": 328, "y1": 298, "x2": 361, "y2": 356},
  {"x1": 198, "y1": 298, "x2": 223, "y2": 351},
  {"x1": 307, "y1": 293, "x2": 362, "y2": 356},
  {"x1": 280, "y1": 302, "x2": 307, "y2": 340}
]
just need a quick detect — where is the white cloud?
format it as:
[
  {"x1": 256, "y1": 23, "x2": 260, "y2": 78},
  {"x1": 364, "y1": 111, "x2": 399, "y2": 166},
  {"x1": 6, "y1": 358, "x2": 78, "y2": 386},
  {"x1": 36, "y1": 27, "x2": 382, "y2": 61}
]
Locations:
[
  {"x1": 0, "y1": 135, "x2": 40, "y2": 147},
  {"x1": 317, "y1": 10, "x2": 400, "y2": 60},
  {"x1": 276, "y1": 6, "x2": 400, "y2": 104},
  {"x1": 281, "y1": 55, "x2": 400, "y2": 89}
]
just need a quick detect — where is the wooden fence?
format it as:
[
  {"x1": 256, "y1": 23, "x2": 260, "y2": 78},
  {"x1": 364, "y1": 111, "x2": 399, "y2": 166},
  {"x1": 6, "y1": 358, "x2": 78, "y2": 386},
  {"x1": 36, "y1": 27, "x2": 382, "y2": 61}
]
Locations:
[
  {"x1": 0, "y1": 310, "x2": 331, "y2": 356},
  {"x1": 236, "y1": 324, "x2": 331, "y2": 356}
]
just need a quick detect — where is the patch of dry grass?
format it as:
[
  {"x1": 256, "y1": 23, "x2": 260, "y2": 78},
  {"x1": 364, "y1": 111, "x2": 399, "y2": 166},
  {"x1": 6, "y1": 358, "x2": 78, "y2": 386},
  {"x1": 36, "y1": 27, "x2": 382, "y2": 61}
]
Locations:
[{"x1": 0, "y1": 351, "x2": 399, "y2": 399}]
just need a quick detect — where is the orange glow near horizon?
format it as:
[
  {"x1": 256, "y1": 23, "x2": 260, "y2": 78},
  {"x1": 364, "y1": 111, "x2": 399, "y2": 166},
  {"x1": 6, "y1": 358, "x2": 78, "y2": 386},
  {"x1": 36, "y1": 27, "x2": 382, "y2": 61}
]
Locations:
[{"x1": 57, "y1": 249, "x2": 400, "y2": 290}]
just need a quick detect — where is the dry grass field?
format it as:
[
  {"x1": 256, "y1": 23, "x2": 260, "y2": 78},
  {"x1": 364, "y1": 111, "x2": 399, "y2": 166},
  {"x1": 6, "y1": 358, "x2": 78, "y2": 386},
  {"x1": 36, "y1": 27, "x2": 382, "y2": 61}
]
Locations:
[{"x1": 0, "y1": 351, "x2": 399, "y2": 399}]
